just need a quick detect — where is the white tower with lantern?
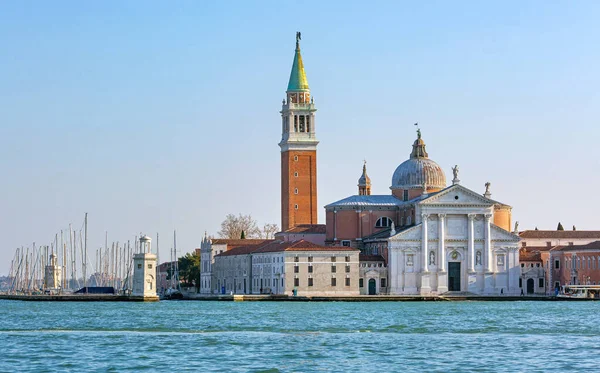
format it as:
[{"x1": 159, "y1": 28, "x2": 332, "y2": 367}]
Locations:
[{"x1": 132, "y1": 235, "x2": 157, "y2": 297}]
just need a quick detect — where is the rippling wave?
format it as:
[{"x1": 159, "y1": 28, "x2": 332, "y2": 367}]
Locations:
[{"x1": 1, "y1": 300, "x2": 599, "y2": 372}]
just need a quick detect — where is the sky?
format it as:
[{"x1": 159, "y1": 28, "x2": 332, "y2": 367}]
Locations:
[{"x1": 1, "y1": 1, "x2": 599, "y2": 275}]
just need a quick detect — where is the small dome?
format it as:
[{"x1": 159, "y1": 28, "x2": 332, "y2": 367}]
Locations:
[{"x1": 391, "y1": 134, "x2": 446, "y2": 190}]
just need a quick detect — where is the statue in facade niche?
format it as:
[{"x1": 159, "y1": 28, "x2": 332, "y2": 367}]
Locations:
[
  {"x1": 476, "y1": 251, "x2": 482, "y2": 265},
  {"x1": 429, "y1": 251, "x2": 435, "y2": 265}
]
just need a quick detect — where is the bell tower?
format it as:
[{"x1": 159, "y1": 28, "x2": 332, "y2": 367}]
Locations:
[{"x1": 279, "y1": 32, "x2": 318, "y2": 231}]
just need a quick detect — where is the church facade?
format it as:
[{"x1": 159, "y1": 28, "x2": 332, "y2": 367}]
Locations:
[{"x1": 325, "y1": 134, "x2": 521, "y2": 295}]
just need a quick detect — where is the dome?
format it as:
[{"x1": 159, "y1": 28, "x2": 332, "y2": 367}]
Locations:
[{"x1": 390, "y1": 134, "x2": 446, "y2": 190}]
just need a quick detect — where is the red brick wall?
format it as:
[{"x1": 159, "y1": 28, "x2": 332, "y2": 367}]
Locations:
[{"x1": 281, "y1": 150, "x2": 317, "y2": 231}]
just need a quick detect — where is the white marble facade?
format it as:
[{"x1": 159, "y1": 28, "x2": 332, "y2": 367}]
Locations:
[{"x1": 388, "y1": 185, "x2": 520, "y2": 295}]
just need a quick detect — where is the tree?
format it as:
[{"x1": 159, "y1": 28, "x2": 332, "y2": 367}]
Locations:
[
  {"x1": 573, "y1": 225, "x2": 577, "y2": 231},
  {"x1": 262, "y1": 223, "x2": 279, "y2": 239},
  {"x1": 557, "y1": 222, "x2": 564, "y2": 231},
  {"x1": 240, "y1": 230, "x2": 246, "y2": 239},
  {"x1": 535, "y1": 227, "x2": 539, "y2": 231},
  {"x1": 218, "y1": 214, "x2": 260, "y2": 239},
  {"x1": 178, "y1": 252, "x2": 200, "y2": 291}
]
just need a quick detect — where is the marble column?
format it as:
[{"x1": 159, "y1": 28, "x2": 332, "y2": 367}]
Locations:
[
  {"x1": 484, "y1": 214, "x2": 492, "y2": 272},
  {"x1": 389, "y1": 248, "x2": 397, "y2": 293},
  {"x1": 438, "y1": 214, "x2": 446, "y2": 272},
  {"x1": 422, "y1": 214, "x2": 429, "y2": 272},
  {"x1": 468, "y1": 214, "x2": 476, "y2": 272}
]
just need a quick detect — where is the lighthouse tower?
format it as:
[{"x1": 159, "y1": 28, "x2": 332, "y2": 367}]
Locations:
[
  {"x1": 132, "y1": 235, "x2": 157, "y2": 298},
  {"x1": 279, "y1": 32, "x2": 319, "y2": 231}
]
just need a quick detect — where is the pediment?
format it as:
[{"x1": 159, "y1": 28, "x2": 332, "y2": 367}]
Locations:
[
  {"x1": 420, "y1": 184, "x2": 497, "y2": 206},
  {"x1": 389, "y1": 224, "x2": 422, "y2": 241},
  {"x1": 491, "y1": 224, "x2": 520, "y2": 242}
]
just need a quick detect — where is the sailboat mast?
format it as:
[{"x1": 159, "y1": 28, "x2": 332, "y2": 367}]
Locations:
[{"x1": 84, "y1": 213, "x2": 88, "y2": 292}]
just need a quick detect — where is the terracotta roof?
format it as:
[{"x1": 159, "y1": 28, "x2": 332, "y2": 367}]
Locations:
[
  {"x1": 211, "y1": 239, "x2": 274, "y2": 251},
  {"x1": 519, "y1": 249, "x2": 541, "y2": 262},
  {"x1": 280, "y1": 224, "x2": 326, "y2": 234},
  {"x1": 215, "y1": 239, "x2": 357, "y2": 257},
  {"x1": 255, "y1": 240, "x2": 358, "y2": 253},
  {"x1": 555, "y1": 241, "x2": 600, "y2": 252},
  {"x1": 519, "y1": 230, "x2": 600, "y2": 239},
  {"x1": 360, "y1": 254, "x2": 386, "y2": 262}
]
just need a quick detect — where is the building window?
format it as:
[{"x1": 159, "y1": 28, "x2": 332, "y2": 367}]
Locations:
[
  {"x1": 341, "y1": 240, "x2": 351, "y2": 247},
  {"x1": 345, "y1": 256, "x2": 350, "y2": 262},
  {"x1": 400, "y1": 217, "x2": 405, "y2": 226},
  {"x1": 294, "y1": 256, "x2": 299, "y2": 262},
  {"x1": 345, "y1": 265, "x2": 350, "y2": 273},
  {"x1": 308, "y1": 277, "x2": 313, "y2": 287},
  {"x1": 331, "y1": 265, "x2": 336, "y2": 273},
  {"x1": 359, "y1": 278, "x2": 364, "y2": 287},
  {"x1": 554, "y1": 282, "x2": 560, "y2": 290},
  {"x1": 308, "y1": 256, "x2": 313, "y2": 262},
  {"x1": 308, "y1": 265, "x2": 313, "y2": 273},
  {"x1": 403, "y1": 190, "x2": 409, "y2": 201},
  {"x1": 294, "y1": 265, "x2": 299, "y2": 273},
  {"x1": 294, "y1": 188, "x2": 298, "y2": 195},
  {"x1": 381, "y1": 278, "x2": 387, "y2": 288},
  {"x1": 294, "y1": 277, "x2": 299, "y2": 287},
  {"x1": 137, "y1": 264, "x2": 142, "y2": 269},
  {"x1": 375, "y1": 217, "x2": 393, "y2": 228},
  {"x1": 521, "y1": 263, "x2": 525, "y2": 268},
  {"x1": 147, "y1": 264, "x2": 153, "y2": 269},
  {"x1": 519, "y1": 278, "x2": 522, "y2": 288},
  {"x1": 546, "y1": 241, "x2": 551, "y2": 247},
  {"x1": 539, "y1": 278, "x2": 544, "y2": 288},
  {"x1": 555, "y1": 260, "x2": 560, "y2": 269},
  {"x1": 294, "y1": 155, "x2": 298, "y2": 161},
  {"x1": 294, "y1": 172, "x2": 298, "y2": 177},
  {"x1": 331, "y1": 256, "x2": 336, "y2": 262},
  {"x1": 294, "y1": 204, "x2": 298, "y2": 210},
  {"x1": 345, "y1": 277, "x2": 350, "y2": 286},
  {"x1": 406, "y1": 216, "x2": 412, "y2": 225},
  {"x1": 331, "y1": 277, "x2": 336, "y2": 286}
]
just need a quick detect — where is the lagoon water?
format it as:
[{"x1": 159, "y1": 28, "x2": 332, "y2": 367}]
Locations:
[{"x1": 0, "y1": 300, "x2": 598, "y2": 372}]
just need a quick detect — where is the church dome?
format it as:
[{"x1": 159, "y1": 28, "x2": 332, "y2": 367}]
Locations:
[{"x1": 391, "y1": 133, "x2": 446, "y2": 190}]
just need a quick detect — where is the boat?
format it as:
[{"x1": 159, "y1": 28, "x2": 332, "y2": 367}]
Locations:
[{"x1": 557, "y1": 285, "x2": 600, "y2": 299}]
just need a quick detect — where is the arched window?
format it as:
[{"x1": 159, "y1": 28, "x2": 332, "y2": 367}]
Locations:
[{"x1": 375, "y1": 217, "x2": 393, "y2": 228}]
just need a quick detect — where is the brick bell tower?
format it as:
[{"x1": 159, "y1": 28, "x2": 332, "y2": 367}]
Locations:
[{"x1": 279, "y1": 32, "x2": 318, "y2": 231}]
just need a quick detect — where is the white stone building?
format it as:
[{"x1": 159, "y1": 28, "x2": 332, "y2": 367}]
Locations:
[
  {"x1": 388, "y1": 185, "x2": 521, "y2": 295},
  {"x1": 213, "y1": 239, "x2": 360, "y2": 296}
]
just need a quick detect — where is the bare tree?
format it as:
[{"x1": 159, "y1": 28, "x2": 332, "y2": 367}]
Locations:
[
  {"x1": 218, "y1": 214, "x2": 260, "y2": 239},
  {"x1": 261, "y1": 223, "x2": 279, "y2": 239}
]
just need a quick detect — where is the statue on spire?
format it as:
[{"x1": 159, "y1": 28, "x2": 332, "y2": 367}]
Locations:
[
  {"x1": 414, "y1": 122, "x2": 421, "y2": 139},
  {"x1": 296, "y1": 31, "x2": 301, "y2": 42}
]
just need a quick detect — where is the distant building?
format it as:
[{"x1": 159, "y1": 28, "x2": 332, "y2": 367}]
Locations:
[
  {"x1": 518, "y1": 231, "x2": 600, "y2": 293},
  {"x1": 213, "y1": 240, "x2": 359, "y2": 296},
  {"x1": 275, "y1": 224, "x2": 326, "y2": 245}
]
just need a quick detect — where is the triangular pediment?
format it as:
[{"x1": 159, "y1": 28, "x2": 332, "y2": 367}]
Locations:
[
  {"x1": 420, "y1": 184, "x2": 503, "y2": 206},
  {"x1": 389, "y1": 224, "x2": 422, "y2": 241},
  {"x1": 491, "y1": 224, "x2": 520, "y2": 242}
]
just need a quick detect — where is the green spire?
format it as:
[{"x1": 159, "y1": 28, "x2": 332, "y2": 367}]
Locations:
[{"x1": 287, "y1": 32, "x2": 309, "y2": 92}]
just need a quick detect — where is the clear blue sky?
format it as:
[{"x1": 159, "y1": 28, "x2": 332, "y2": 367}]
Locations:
[{"x1": 1, "y1": 1, "x2": 599, "y2": 275}]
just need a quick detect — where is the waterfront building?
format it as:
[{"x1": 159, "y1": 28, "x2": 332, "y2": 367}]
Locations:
[
  {"x1": 518, "y1": 230, "x2": 600, "y2": 293},
  {"x1": 324, "y1": 134, "x2": 521, "y2": 295},
  {"x1": 359, "y1": 254, "x2": 388, "y2": 295},
  {"x1": 213, "y1": 239, "x2": 359, "y2": 296},
  {"x1": 199, "y1": 237, "x2": 273, "y2": 294},
  {"x1": 132, "y1": 235, "x2": 157, "y2": 297}
]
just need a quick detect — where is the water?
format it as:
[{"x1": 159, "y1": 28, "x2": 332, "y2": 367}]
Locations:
[{"x1": 0, "y1": 300, "x2": 598, "y2": 372}]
